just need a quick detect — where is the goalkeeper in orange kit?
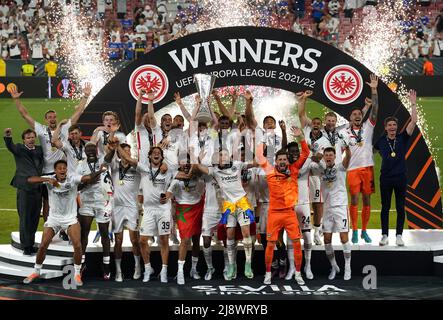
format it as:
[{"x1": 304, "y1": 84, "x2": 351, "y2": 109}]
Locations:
[{"x1": 256, "y1": 126, "x2": 309, "y2": 285}]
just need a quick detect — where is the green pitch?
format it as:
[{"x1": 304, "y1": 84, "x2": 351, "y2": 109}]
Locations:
[{"x1": 0, "y1": 97, "x2": 441, "y2": 244}]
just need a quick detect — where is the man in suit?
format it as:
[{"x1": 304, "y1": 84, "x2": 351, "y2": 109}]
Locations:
[{"x1": 4, "y1": 128, "x2": 44, "y2": 255}]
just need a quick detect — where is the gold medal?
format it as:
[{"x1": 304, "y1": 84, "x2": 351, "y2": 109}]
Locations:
[
  {"x1": 119, "y1": 180, "x2": 124, "y2": 185},
  {"x1": 51, "y1": 147, "x2": 57, "y2": 151},
  {"x1": 391, "y1": 152, "x2": 396, "y2": 158},
  {"x1": 184, "y1": 186, "x2": 189, "y2": 192},
  {"x1": 358, "y1": 141, "x2": 363, "y2": 147},
  {"x1": 327, "y1": 181, "x2": 333, "y2": 188}
]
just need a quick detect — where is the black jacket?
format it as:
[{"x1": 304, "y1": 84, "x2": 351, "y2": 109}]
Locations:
[{"x1": 4, "y1": 136, "x2": 44, "y2": 191}]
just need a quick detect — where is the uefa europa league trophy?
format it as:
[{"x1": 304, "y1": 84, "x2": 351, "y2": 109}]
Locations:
[{"x1": 194, "y1": 73, "x2": 216, "y2": 123}]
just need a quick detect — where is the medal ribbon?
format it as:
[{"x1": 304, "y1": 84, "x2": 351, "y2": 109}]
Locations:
[
  {"x1": 310, "y1": 130, "x2": 323, "y2": 143},
  {"x1": 70, "y1": 139, "x2": 84, "y2": 161},
  {"x1": 149, "y1": 164, "x2": 161, "y2": 181},
  {"x1": 87, "y1": 160, "x2": 97, "y2": 174},
  {"x1": 325, "y1": 129, "x2": 337, "y2": 146},
  {"x1": 350, "y1": 126, "x2": 363, "y2": 143},
  {"x1": 119, "y1": 163, "x2": 130, "y2": 182},
  {"x1": 387, "y1": 137, "x2": 396, "y2": 155}
]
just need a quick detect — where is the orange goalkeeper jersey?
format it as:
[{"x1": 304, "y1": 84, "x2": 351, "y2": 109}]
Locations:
[{"x1": 258, "y1": 140, "x2": 309, "y2": 211}]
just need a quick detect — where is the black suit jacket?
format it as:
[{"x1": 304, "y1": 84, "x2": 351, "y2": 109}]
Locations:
[{"x1": 4, "y1": 136, "x2": 44, "y2": 191}]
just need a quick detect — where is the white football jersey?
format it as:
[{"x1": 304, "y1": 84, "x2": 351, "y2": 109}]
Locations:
[
  {"x1": 96, "y1": 130, "x2": 126, "y2": 158},
  {"x1": 343, "y1": 119, "x2": 375, "y2": 170},
  {"x1": 168, "y1": 176, "x2": 205, "y2": 205},
  {"x1": 109, "y1": 156, "x2": 141, "y2": 208},
  {"x1": 189, "y1": 132, "x2": 215, "y2": 167},
  {"x1": 303, "y1": 125, "x2": 330, "y2": 155},
  {"x1": 311, "y1": 160, "x2": 348, "y2": 207},
  {"x1": 135, "y1": 124, "x2": 162, "y2": 164},
  {"x1": 137, "y1": 162, "x2": 174, "y2": 210},
  {"x1": 76, "y1": 156, "x2": 111, "y2": 204},
  {"x1": 35, "y1": 120, "x2": 71, "y2": 173},
  {"x1": 153, "y1": 127, "x2": 188, "y2": 169},
  {"x1": 61, "y1": 140, "x2": 86, "y2": 173},
  {"x1": 259, "y1": 127, "x2": 282, "y2": 165},
  {"x1": 203, "y1": 174, "x2": 222, "y2": 213},
  {"x1": 242, "y1": 166, "x2": 259, "y2": 208},
  {"x1": 320, "y1": 125, "x2": 347, "y2": 164},
  {"x1": 297, "y1": 157, "x2": 311, "y2": 205},
  {"x1": 43, "y1": 174, "x2": 81, "y2": 222},
  {"x1": 208, "y1": 161, "x2": 247, "y2": 204}
]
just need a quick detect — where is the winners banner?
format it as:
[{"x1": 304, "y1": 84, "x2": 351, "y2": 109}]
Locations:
[{"x1": 80, "y1": 26, "x2": 442, "y2": 229}]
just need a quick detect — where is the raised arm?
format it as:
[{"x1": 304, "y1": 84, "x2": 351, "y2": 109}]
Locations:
[
  {"x1": 361, "y1": 97, "x2": 372, "y2": 119},
  {"x1": 406, "y1": 89, "x2": 417, "y2": 136},
  {"x1": 135, "y1": 88, "x2": 145, "y2": 126},
  {"x1": 290, "y1": 126, "x2": 309, "y2": 169},
  {"x1": 174, "y1": 92, "x2": 192, "y2": 122},
  {"x1": 10, "y1": 88, "x2": 35, "y2": 129},
  {"x1": 227, "y1": 90, "x2": 238, "y2": 120},
  {"x1": 244, "y1": 90, "x2": 258, "y2": 129},
  {"x1": 342, "y1": 145, "x2": 351, "y2": 169},
  {"x1": 296, "y1": 90, "x2": 313, "y2": 129},
  {"x1": 51, "y1": 119, "x2": 69, "y2": 149},
  {"x1": 70, "y1": 82, "x2": 91, "y2": 124},
  {"x1": 255, "y1": 142, "x2": 273, "y2": 174},
  {"x1": 147, "y1": 90, "x2": 157, "y2": 129},
  {"x1": 279, "y1": 120, "x2": 288, "y2": 149},
  {"x1": 367, "y1": 74, "x2": 379, "y2": 124},
  {"x1": 3, "y1": 128, "x2": 19, "y2": 155},
  {"x1": 213, "y1": 90, "x2": 234, "y2": 120}
]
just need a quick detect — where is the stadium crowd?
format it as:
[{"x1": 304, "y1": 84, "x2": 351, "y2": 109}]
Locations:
[{"x1": 0, "y1": 0, "x2": 442, "y2": 64}]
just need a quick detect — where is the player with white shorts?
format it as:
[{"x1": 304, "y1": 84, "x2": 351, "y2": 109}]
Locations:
[
  {"x1": 76, "y1": 142, "x2": 113, "y2": 280},
  {"x1": 201, "y1": 174, "x2": 222, "y2": 280},
  {"x1": 118, "y1": 145, "x2": 174, "y2": 283},
  {"x1": 23, "y1": 159, "x2": 104, "y2": 286},
  {"x1": 105, "y1": 142, "x2": 142, "y2": 282},
  {"x1": 310, "y1": 146, "x2": 352, "y2": 281},
  {"x1": 286, "y1": 141, "x2": 314, "y2": 280},
  {"x1": 192, "y1": 150, "x2": 255, "y2": 281}
]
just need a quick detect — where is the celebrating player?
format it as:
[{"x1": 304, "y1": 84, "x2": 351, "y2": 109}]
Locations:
[
  {"x1": 118, "y1": 145, "x2": 172, "y2": 283},
  {"x1": 164, "y1": 153, "x2": 205, "y2": 285},
  {"x1": 76, "y1": 142, "x2": 113, "y2": 279},
  {"x1": 256, "y1": 126, "x2": 309, "y2": 285},
  {"x1": 104, "y1": 142, "x2": 142, "y2": 282},
  {"x1": 190, "y1": 149, "x2": 255, "y2": 281},
  {"x1": 311, "y1": 146, "x2": 352, "y2": 280},
  {"x1": 286, "y1": 141, "x2": 314, "y2": 280},
  {"x1": 23, "y1": 159, "x2": 106, "y2": 285},
  {"x1": 344, "y1": 74, "x2": 379, "y2": 244},
  {"x1": 10, "y1": 83, "x2": 91, "y2": 241}
]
